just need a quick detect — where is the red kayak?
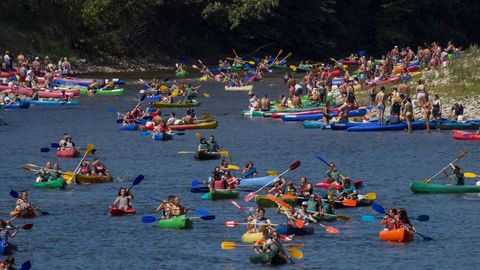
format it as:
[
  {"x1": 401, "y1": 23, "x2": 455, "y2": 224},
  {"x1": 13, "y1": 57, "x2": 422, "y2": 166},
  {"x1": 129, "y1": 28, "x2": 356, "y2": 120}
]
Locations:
[
  {"x1": 316, "y1": 70, "x2": 340, "y2": 80},
  {"x1": 315, "y1": 180, "x2": 363, "y2": 190},
  {"x1": 56, "y1": 148, "x2": 80, "y2": 158},
  {"x1": 271, "y1": 108, "x2": 340, "y2": 119},
  {"x1": 0, "y1": 86, "x2": 79, "y2": 98},
  {"x1": 0, "y1": 70, "x2": 17, "y2": 77},
  {"x1": 340, "y1": 59, "x2": 360, "y2": 66},
  {"x1": 451, "y1": 130, "x2": 480, "y2": 141},
  {"x1": 110, "y1": 207, "x2": 136, "y2": 216}
]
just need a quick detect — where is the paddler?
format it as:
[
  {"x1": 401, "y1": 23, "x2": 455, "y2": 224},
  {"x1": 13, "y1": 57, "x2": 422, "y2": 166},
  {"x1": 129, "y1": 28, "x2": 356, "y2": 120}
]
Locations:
[
  {"x1": 449, "y1": 164, "x2": 464, "y2": 186},
  {"x1": 91, "y1": 157, "x2": 109, "y2": 176},
  {"x1": 168, "y1": 196, "x2": 189, "y2": 218},
  {"x1": 285, "y1": 180, "x2": 297, "y2": 195},
  {"x1": 207, "y1": 135, "x2": 220, "y2": 152},
  {"x1": 254, "y1": 230, "x2": 291, "y2": 263},
  {"x1": 223, "y1": 171, "x2": 239, "y2": 190},
  {"x1": 209, "y1": 167, "x2": 227, "y2": 191},
  {"x1": 260, "y1": 94, "x2": 270, "y2": 111},
  {"x1": 122, "y1": 111, "x2": 134, "y2": 125},
  {"x1": 111, "y1": 187, "x2": 134, "y2": 211},
  {"x1": 49, "y1": 162, "x2": 62, "y2": 180},
  {"x1": 297, "y1": 177, "x2": 313, "y2": 197},
  {"x1": 197, "y1": 137, "x2": 209, "y2": 153},
  {"x1": 78, "y1": 160, "x2": 91, "y2": 176},
  {"x1": 326, "y1": 162, "x2": 343, "y2": 184},
  {"x1": 246, "y1": 208, "x2": 273, "y2": 234},
  {"x1": 381, "y1": 208, "x2": 398, "y2": 231},
  {"x1": 10, "y1": 191, "x2": 34, "y2": 217},
  {"x1": 306, "y1": 194, "x2": 321, "y2": 217},
  {"x1": 0, "y1": 219, "x2": 19, "y2": 254},
  {"x1": 248, "y1": 92, "x2": 259, "y2": 111},
  {"x1": 155, "y1": 195, "x2": 175, "y2": 219},
  {"x1": 268, "y1": 178, "x2": 286, "y2": 197},
  {"x1": 34, "y1": 161, "x2": 52, "y2": 182},
  {"x1": 242, "y1": 161, "x2": 257, "y2": 178},
  {"x1": 395, "y1": 208, "x2": 415, "y2": 233},
  {"x1": 336, "y1": 178, "x2": 358, "y2": 200}
]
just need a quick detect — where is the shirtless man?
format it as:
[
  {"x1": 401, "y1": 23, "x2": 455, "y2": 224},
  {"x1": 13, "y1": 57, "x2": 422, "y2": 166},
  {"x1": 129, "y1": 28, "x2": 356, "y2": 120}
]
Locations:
[
  {"x1": 375, "y1": 87, "x2": 386, "y2": 126},
  {"x1": 291, "y1": 93, "x2": 302, "y2": 107},
  {"x1": 260, "y1": 95, "x2": 270, "y2": 111}
]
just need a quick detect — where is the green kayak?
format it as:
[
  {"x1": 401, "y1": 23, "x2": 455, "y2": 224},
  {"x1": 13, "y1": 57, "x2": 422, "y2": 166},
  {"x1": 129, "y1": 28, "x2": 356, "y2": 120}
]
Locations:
[
  {"x1": 32, "y1": 178, "x2": 65, "y2": 189},
  {"x1": 255, "y1": 195, "x2": 300, "y2": 208},
  {"x1": 79, "y1": 88, "x2": 124, "y2": 95},
  {"x1": 230, "y1": 65, "x2": 243, "y2": 71},
  {"x1": 157, "y1": 215, "x2": 193, "y2": 229},
  {"x1": 154, "y1": 100, "x2": 200, "y2": 108},
  {"x1": 176, "y1": 70, "x2": 188, "y2": 77},
  {"x1": 313, "y1": 214, "x2": 337, "y2": 222},
  {"x1": 250, "y1": 251, "x2": 288, "y2": 265},
  {"x1": 206, "y1": 189, "x2": 239, "y2": 200},
  {"x1": 410, "y1": 182, "x2": 480, "y2": 194}
]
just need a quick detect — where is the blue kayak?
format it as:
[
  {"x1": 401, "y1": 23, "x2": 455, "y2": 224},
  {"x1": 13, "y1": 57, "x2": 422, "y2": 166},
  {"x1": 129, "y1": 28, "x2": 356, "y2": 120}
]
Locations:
[
  {"x1": 54, "y1": 78, "x2": 125, "y2": 87},
  {"x1": 238, "y1": 175, "x2": 276, "y2": 188},
  {"x1": 331, "y1": 121, "x2": 365, "y2": 130},
  {"x1": 26, "y1": 100, "x2": 79, "y2": 106},
  {"x1": 145, "y1": 95, "x2": 162, "y2": 101},
  {"x1": 303, "y1": 121, "x2": 325, "y2": 129},
  {"x1": 152, "y1": 133, "x2": 173, "y2": 141},
  {"x1": 346, "y1": 121, "x2": 424, "y2": 132},
  {"x1": 4, "y1": 101, "x2": 30, "y2": 109},
  {"x1": 0, "y1": 239, "x2": 5, "y2": 255},
  {"x1": 119, "y1": 124, "x2": 137, "y2": 131},
  {"x1": 282, "y1": 109, "x2": 366, "y2": 122}
]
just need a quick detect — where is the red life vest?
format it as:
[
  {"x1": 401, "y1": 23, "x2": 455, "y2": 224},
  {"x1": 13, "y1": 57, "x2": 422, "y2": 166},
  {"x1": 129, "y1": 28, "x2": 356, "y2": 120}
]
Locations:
[
  {"x1": 80, "y1": 165, "x2": 91, "y2": 174},
  {"x1": 95, "y1": 163, "x2": 105, "y2": 172},
  {"x1": 213, "y1": 179, "x2": 226, "y2": 190},
  {"x1": 226, "y1": 177, "x2": 238, "y2": 190}
]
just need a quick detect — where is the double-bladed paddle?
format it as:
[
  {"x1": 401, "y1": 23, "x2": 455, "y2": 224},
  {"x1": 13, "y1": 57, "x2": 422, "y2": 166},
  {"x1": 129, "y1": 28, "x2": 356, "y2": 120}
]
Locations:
[
  {"x1": 141, "y1": 214, "x2": 215, "y2": 223},
  {"x1": 220, "y1": 241, "x2": 303, "y2": 250},
  {"x1": 20, "y1": 260, "x2": 32, "y2": 270}
]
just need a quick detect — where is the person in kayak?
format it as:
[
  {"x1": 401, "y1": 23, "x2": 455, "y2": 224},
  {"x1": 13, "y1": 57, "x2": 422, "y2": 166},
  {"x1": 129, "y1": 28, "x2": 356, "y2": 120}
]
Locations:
[
  {"x1": 326, "y1": 162, "x2": 343, "y2": 184},
  {"x1": 10, "y1": 191, "x2": 34, "y2": 217},
  {"x1": 246, "y1": 208, "x2": 273, "y2": 235},
  {"x1": 395, "y1": 208, "x2": 414, "y2": 232},
  {"x1": 260, "y1": 94, "x2": 270, "y2": 111},
  {"x1": 306, "y1": 194, "x2": 321, "y2": 217},
  {"x1": 78, "y1": 160, "x2": 92, "y2": 176},
  {"x1": 166, "y1": 112, "x2": 182, "y2": 125},
  {"x1": 268, "y1": 178, "x2": 286, "y2": 197},
  {"x1": 219, "y1": 160, "x2": 231, "y2": 175},
  {"x1": 197, "y1": 137, "x2": 209, "y2": 153},
  {"x1": 49, "y1": 162, "x2": 62, "y2": 180},
  {"x1": 285, "y1": 180, "x2": 297, "y2": 195},
  {"x1": 336, "y1": 178, "x2": 358, "y2": 200},
  {"x1": 242, "y1": 161, "x2": 257, "y2": 178},
  {"x1": 449, "y1": 164, "x2": 464, "y2": 186},
  {"x1": 153, "y1": 119, "x2": 170, "y2": 134},
  {"x1": 34, "y1": 161, "x2": 52, "y2": 182},
  {"x1": 298, "y1": 177, "x2": 313, "y2": 197},
  {"x1": 282, "y1": 204, "x2": 311, "y2": 226},
  {"x1": 0, "y1": 219, "x2": 19, "y2": 255},
  {"x1": 248, "y1": 92, "x2": 259, "y2": 111},
  {"x1": 111, "y1": 187, "x2": 134, "y2": 211},
  {"x1": 155, "y1": 195, "x2": 175, "y2": 219},
  {"x1": 381, "y1": 208, "x2": 398, "y2": 231},
  {"x1": 122, "y1": 111, "x2": 134, "y2": 125},
  {"x1": 182, "y1": 108, "x2": 197, "y2": 124},
  {"x1": 432, "y1": 94, "x2": 442, "y2": 129},
  {"x1": 168, "y1": 196, "x2": 189, "y2": 218},
  {"x1": 91, "y1": 157, "x2": 109, "y2": 176},
  {"x1": 210, "y1": 168, "x2": 227, "y2": 191},
  {"x1": 223, "y1": 171, "x2": 239, "y2": 190},
  {"x1": 254, "y1": 230, "x2": 291, "y2": 263},
  {"x1": 207, "y1": 135, "x2": 220, "y2": 152}
]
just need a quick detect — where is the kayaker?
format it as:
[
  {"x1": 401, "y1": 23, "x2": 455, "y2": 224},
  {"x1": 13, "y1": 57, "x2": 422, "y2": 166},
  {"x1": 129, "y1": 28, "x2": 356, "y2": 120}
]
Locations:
[
  {"x1": 49, "y1": 162, "x2": 62, "y2": 180},
  {"x1": 306, "y1": 194, "x2": 321, "y2": 217},
  {"x1": 336, "y1": 178, "x2": 358, "y2": 200},
  {"x1": 122, "y1": 111, "x2": 134, "y2": 125},
  {"x1": 34, "y1": 161, "x2": 52, "y2": 182},
  {"x1": 268, "y1": 179, "x2": 286, "y2": 197},
  {"x1": 62, "y1": 137, "x2": 75, "y2": 150},
  {"x1": 2, "y1": 93, "x2": 12, "y2": 105},
  {"x1": 291, "y1": 93, "x2": 302, "y2": 107},
  {"x1": 223, "y1": 171, "x2": 239, "y2": 190},
  {"x1": 210, "y1": 170, "x2": 227, "y2": 191},
  {"x1": 285, "y1": 180, "x2": 297, "y2": 195},
  {"x1": 10, "y1": 191, "x2": 34, "y2": 218},
  {"x1": 0, "y1": 219, "x2": 19, "y2": 254},
  {"x1": 255, "y1": 230, "x2": 291, "y2": 263},
  {"x1": 58, "y1": 133, "x2": 69, "y2": 149},
  {"x1": 395, "y1": 208, "x2": 414, "y2": 232},
  {"x1": 111, "y1": 187, "x2": 134, "y2": 211},
  {"x1": 78, "y1": 160, "x2": 92, "y2": 176},
  {"x1": 246, "y1": 208, "x2": 272, "y2": 235},
  {"x1": 91, "y1": 157, "x2": 109, "y2": 176},
  {"x1": 248, "y1": 93, "x2": 259, "y2": 111},
  {"x1": 260, "y1": 95, "x2": 270, "y2": 111},
  {"x1": 155, "y1": 195, "x2": 175, "y2": 219},
  {"x1": 381, "y1": 208, "x2": 398, "y2": 231},
  {"x1": 3, "y1": 257, "x2": 15, "y2": 270},
  {"x1": 326, "y1": 162, "x2": 343, "y2": 184},
  {"x1": 298, "y1": 177, "x2": 313, "y2": 197},
  {"x1": 219, "y1": 160, "x2": 231, "y2": 175},
  {"x1": 320, "y1": 197, "x2": 335, "y2": 215},
  {"x1": 182, "y1": 108, "x2": 196, "y2": 124},
  {"x1": 282, "y1": 205, "x2": 311, "y2": 226},
  {"x1": 451, "y1": 102, "x2": 464, "y2": 121},
  {"x1": 450, "y1": 164, "x2": 465, "y2": 186},
  {"x1": 207, "y1": 135, "x2": 220, "y2": 152},
  {"x1": 153, "y1": 119, "x2": 170, "y2": 134},
  {"x1": 168, "y1": 196, "x2": 189, "y2": 218},
  {"x1": 166, "y1": 112, "x2": 182, "y2": 125},
  {"x1": 242, "y1": 161, "x2": 257, "y2": 178},
  {"x1": 197, "y1": 137, "x2": 209, "y2": 153}
]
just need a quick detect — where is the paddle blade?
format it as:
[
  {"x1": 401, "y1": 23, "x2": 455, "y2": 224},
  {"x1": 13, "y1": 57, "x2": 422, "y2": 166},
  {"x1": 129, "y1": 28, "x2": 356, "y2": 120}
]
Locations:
[
  {"x1": 266, "y1": 194, "x2": 290, "y2": 209},
  {"x1": 141, "y1": 216, "x2": 157, "y2": 223},
  {"x1": 286, "y1": 248, "x2": 303, "y2": 259},
  {"x1": 295, "y1": 219, "x2": 305, "y2": 229},
  {"x1": 364, "y1": 192, "x2": 377, "y2": 200},
  {"x1": 221, "y1": 241, "x2": 237, "y2": 250},
  {"x1": 243, "y1": 192, "x2": 256, "y2": 202},
  {"x1": 20, "y1": 261, "x2": 31, "y2": 270},
  {"x1": 361, "y1": 215, "x2": 376, "y2": 222},
  {"x1": 464, "y1": 172, "x2": 477, "y2": 178},
  {"x1": 191, "y1": 180, "x2": 201, "y2": 187},
  {"x1": 266, "y1": 170, "x2": 279, "y2": 176},
  {"x1": 457, "y1": 151, "x2": 468, "y2": 159},
  {"x1": 228, "y1": 164, "x2": 240, "y2": 170},
  {"x1": 140, "y1": 94, "x2": 146, "y2": 101},
  {"x1": 26, "y1": 164, "x2": 40, "y2": 168},
  {"x1": 40, "y1": 147, "x2": 51, "y2": 152},
  {"x1": 85, "y1": 144, "x2": 94, "y2": 155},
  {"x1": 288, "y1": 160, "x2": 301, "y2": 171},
  {"x1": 416, "y1": 215, "x2": 430, "y2": 221},
  {"x1": 195, "y1": 132, "x2": 203, "y2": 139},
  {"x1": 203, "y1": 93, "x2": 210, "y2": 98},
  {"x1": 315, "y1": 155, "x2": 330, "y2": 167},
  {"x1": 179, "y1": 151, "x2": 195, "y2": 154},
  {"x1": 132, "y1": 174, "x2": 144, "y2": 186},
  {"x1": 219, "y1": 150, "x2": 229, "y2": 157},
  {"x1": 200, "y1": 215, "x2": 215, "y2": 220},
  {"x1": 107, "y1": 108, "x2": 118, "y2": 114},
  {"x1": 325, "y1": 226, "x2": 340, "y2": 234},
  {"x1": 22, "y1": 223, "x2": 34, "y2": 230},
  {"x1": 195, "y1": 209, "x2": 211, "y2": 216},
  {"x1": 51, "y1": 143, "x2": 60, "y2": 148},
  {"x1": 21, "y1": 166, "x2": 34, "y2": 171},
  {"x1": 10, "y1": 189, "x2": 19, "y2": 198},
  {"x1": 224, "y1": 220, "x2": 239, "y2": 228},
  {"x1": 286, "y1": 243, "x2": 304, "y2": 248},
  {"x1": 372, "y1": 202, "x2": 386, "y2": 214},
  {"x1": 230, "y1": 200, "x2": 245, "y2": 212},
  {"x1": 341, "y1": 199, "x2": 357, "y2": 207}
]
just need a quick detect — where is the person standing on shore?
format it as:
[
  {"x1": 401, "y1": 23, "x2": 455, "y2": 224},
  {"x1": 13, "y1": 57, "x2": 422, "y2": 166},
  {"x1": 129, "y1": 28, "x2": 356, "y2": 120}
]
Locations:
[
  {"x1": 432, "y1": 94, "x2": 442, "y2": 129},
  {"x1": 375, "y1": 87, "x2": 386, "y2": 125},
  {"x1": 422, "y1": 97, "x2": 432, "y2": 132}
]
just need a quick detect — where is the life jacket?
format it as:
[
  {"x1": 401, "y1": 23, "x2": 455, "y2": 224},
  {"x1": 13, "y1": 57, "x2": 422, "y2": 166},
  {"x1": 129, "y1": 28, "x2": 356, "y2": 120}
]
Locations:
[
  {"x1": 299, "y1": 184, "x2": 312, "y2": 196},
  {"x1": 286, "y1": 186, "x2": 296, "y2": 195},
  {"x1": 307, "y1": 200, "x2": 318, "y2": 213},
  {"x1": 170, "y1": 204, "x2": 182, "y2": 216},
  {"x1": 226, "y1": 177, "x2": 238, "y2": 190},
  {"x1": 79, "y1": 165, "x2": 91, "y2": 174},
  {"x1": 213, "y1": 179, "x2": 226, "y2": 190},
  {"x1": 95, "y1": 163, "x2": 105, "y2": 172}
]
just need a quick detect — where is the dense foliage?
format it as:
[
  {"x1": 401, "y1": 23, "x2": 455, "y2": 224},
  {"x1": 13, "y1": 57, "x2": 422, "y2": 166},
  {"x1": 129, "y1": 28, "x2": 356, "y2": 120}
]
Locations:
[{"x1": 0, "y1": 0, "x2": 478, "y2": 63}]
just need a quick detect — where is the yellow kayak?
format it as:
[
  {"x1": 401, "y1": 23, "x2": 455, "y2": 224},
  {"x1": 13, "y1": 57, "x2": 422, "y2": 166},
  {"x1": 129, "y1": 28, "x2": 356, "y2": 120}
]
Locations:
[{"x1": 241, "y1": 232, "x2": 263, "y2": 243}]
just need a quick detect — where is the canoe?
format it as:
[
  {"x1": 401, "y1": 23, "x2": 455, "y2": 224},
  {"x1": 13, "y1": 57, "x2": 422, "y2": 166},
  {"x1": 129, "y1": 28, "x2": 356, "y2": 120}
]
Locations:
[
  {"x1": 170, "y1": 121, "x2": 218, "y2": 130},
  {"x1": 279, "y1": 224, "x2": 315, "y2": 236},
  {"x1": 332, "y1": 198, "x2": 373, "y2": 209},
  {"x1": 451, "y1": 130, "x2": 480, "y2": 141},
  {"x1": 56, "y1": 147, "x2": 80, "y2": 158},
  {"x1": 205, "y1": 189, "x2": 239, "y2": 200},
  {"x1": 157, "y1": 215, "x2": 193, "y2": 229},
  {"x1": 32, "y1": 178, "x2": 65, "y2": 189},
  {"x1": 230, "y1": 65, "x2": 243, "y2": 71},
  {"x1": 152, "y1": 133, "x2": 173, "y2": 141},
  {"x1": 379, "y1": 228, "x2": 413, "y2": 243},
  {"x1": 241, "y1": 232, "x2": 263, "y2": 243},
  {"x1": 175, "y1": 70, "x2": 188, "y2": 77},
  {"x1": 26, "y1": 100, "x2": 79, "y2": 106},
  {"x1": 238, "y1": 175, "x2": 276, "y2": 188},
  {"x1": 194, "y1": 151, "x2": 221, "y2": 160},
  {"x1": 255, "y1": 195, "x2": 299, "y2": 208},
  {"x1": 250, "y1": 251, "x2": 288, "y2": 265},
  {"x1": 4, "y1": 102, "x2": 30, "y2": 109},
  {"x1": 110, "y1": 207, "x2": 136, "y2": 216},
  {"x1": 225, "y1": 85, "x2": 253, "y2": 91},
  {"x1": 153, "y1": 100, "x2": 200, "y2": 108},
  {"x1": 10, "y1": 207, "x2": 36, "y2": 218},
  {"x1": 79, "y1": 88, "x2": 124, "y2": 95},
  {"x1": 75, "y1": 174, "x2": 113, "y2": 184},
  {"x1": 410, "y1": 181, "x2": 480, "y2": 194},
  {"x1": 119, "y1": 124, "x2": 138, "y2": 131}
]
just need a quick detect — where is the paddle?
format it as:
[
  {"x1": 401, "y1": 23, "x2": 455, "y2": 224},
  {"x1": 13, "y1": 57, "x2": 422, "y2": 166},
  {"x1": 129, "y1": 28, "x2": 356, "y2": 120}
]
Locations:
[
  {"x1": 106, "y1": 175, "x2": 145, "y2": 215},
  {"x1": 423, "y1": 151, "x2": 468, "y2": 183},
  {"x1": 277, "y1": 52, "x2": 293, "y2": 66},
  {"x1": 371, "y1": 202, "x2": 433, "y2": 241},
  {"x1": 309, "y1": 217, "x2": 340, "y2": 234},
  {"x1": 361, "y1": 214, "x2": 430, "y2": 222},
  {"x1": 362, "y1": 192, "x2": 377, "y2": 200},
  {"x1": 221, "y1": 241, "x2": 303, "y2": 250},
  {"x1": 464, "y1": 172, "x2": 477, "y2": 178},
  {"x1": 265, "y1": 194, "x2": 305, "y2": 229},
  {"x1": 141, "y1": 214, "x2": 214, "y2": 223},
  {"x1": 329, "y1": 58, "x2": 348, "y2": 69},
  {"x1": 243, "y1": 161, "x2": 301, "y2": 202},
  {"x1": 132, "y1": 94, "x2": 146, "y2": 113},
  {"x1": 62, "y1": 143, "x2": 94, "y2": 184},
  {"x1": 20, "y1": 260, "x2": 31, "y2": 270},
  {"x1": 9, "y1": 190, "x2": 49, "y2": 215}
]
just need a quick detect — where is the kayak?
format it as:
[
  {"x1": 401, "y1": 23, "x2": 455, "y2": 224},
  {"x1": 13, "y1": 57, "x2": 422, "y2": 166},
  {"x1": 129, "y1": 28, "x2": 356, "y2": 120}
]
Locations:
[
  {"x1": 332, "y1": 198, "x2": 373, "y2": 209},
  {"x1": 53, "y1": 77, "x2": 125, "y2": 87},
  {"x1": 75, "y1": 174, "x2": 113, "y2": 184},
  {"x1": 239, "y1": 176, "x2": 276, "y2": 188},
  {"x1": 315, "y1": 180, "x2": 363, "y2": 190},
  {"x1": 230, "y1": 65, "x2": 243, "y2": 71},
  {"x1": 303, "y1": 121, "x2": 326, "y2": 129},
  {"x1": 119, "y1": 124, "x2": 138, "y2": 131},
  {"x1": 379, "y1": 228, "x2": 413, "y2": 243},
  {"x1": 243, "y1": 104, "x2": 324, "y2": 117},
  {"x1": 330, "y1": 121, "x2": 366, "y2": 130},
  {"x1": 170, "y1": 121, "x2": 218, "y2": 130},
  {"x1": 255, "y1": 195, "x2": 299, "y2": 208},
  {"x1": 194, "y1": 151, "x2": 221, "y2": 160},
  {"x1": 313, "y1": 214, "x2": 337, "y2": 222},
  {"x1": 346, "y1": 121, "x2": 424, "y2": 132},
  {"x1": 4, "y1": 86, "x2": 79, "y2": 97},
  {"x1": 26, "y1": 100, "x2": 79, "y2": 106},
  {"x1": 175, "y1": 70, "x2": 188, "y2": 77},
  {"x1": 279, "y1": 224, "x2": 315, "y2": 236},
  {"x1": 110, "y1": 207, "x2": 136, "y2": 216},
  {"x1": 157, "y1": 215, "x2": 193, "y2": 229},
  {"x1": 250, "y1": 251, "x2": 288, "y2": 265},
  {"x1": 410, "y1": 181, "x2": 480, "y2": 194},
  {"x1": 451, "y1": 130, "x2": 480, "y2": 140},
  {"x1": 225, "y1": 85, "x2": 253, "y2": 91},
  {"x1": 79, "y1": 88, "x2": 124, "y2": 95},
  {"x1": 4, "y1": 102, "x2": 30, "y2": 109},
  {"x1": 32, "y1": 178, "x2": 65, "y2": 189},
  {"x1": 241, "y1": 232, "x2": 263, "y2": 243},
  {"x1": 280, "y1": 109, "x2": 362, "y2": 121},
  {"x1": 152, "y1": 133, "x2": 173, "y2": 141},
  {"x1": 56, "y1": 147, "x2": 80, "y2": 158},
  {"x1": 416, "y1": 120, "x2": 479, "y2": 130},
  {"x1": 153, "y1": 100, "x2": 200, "y2": 108},
  {"x1": 205, "y1": 189, "x2": 239, "y2": 200},
  {"x1": 10, "y1": 207, "x2": 36, "y2": 218}
]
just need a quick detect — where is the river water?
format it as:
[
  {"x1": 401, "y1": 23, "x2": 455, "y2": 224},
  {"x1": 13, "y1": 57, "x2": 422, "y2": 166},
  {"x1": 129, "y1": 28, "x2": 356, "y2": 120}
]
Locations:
[{"x1": 0, "y1": 73, "x2": 479, "y2": 269}]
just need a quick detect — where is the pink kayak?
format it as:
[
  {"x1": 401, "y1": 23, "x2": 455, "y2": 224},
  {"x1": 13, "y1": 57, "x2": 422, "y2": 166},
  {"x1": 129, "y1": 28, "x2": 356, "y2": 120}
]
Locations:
[
  {"x1": 271, "y1": 108, "x2": 340, "y2": 119},
  {"x1": 315, "y1": 180, "x2": 363, "y2": 190},
  {"x1": 0, "y1": 86, "x2": 79, "y2": 97},
  {"x1": 316, "y1": 70, "x2": 340, "y2": 79},
  {"x1": 110, "y1": 207, "x2": 136, "y2": 216}
]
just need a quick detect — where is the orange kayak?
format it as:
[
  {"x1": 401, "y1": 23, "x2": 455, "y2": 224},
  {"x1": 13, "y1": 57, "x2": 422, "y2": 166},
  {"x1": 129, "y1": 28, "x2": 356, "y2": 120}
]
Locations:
[{"x1": 379, "y1": 228, "x2": 413, "y2": 242}]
